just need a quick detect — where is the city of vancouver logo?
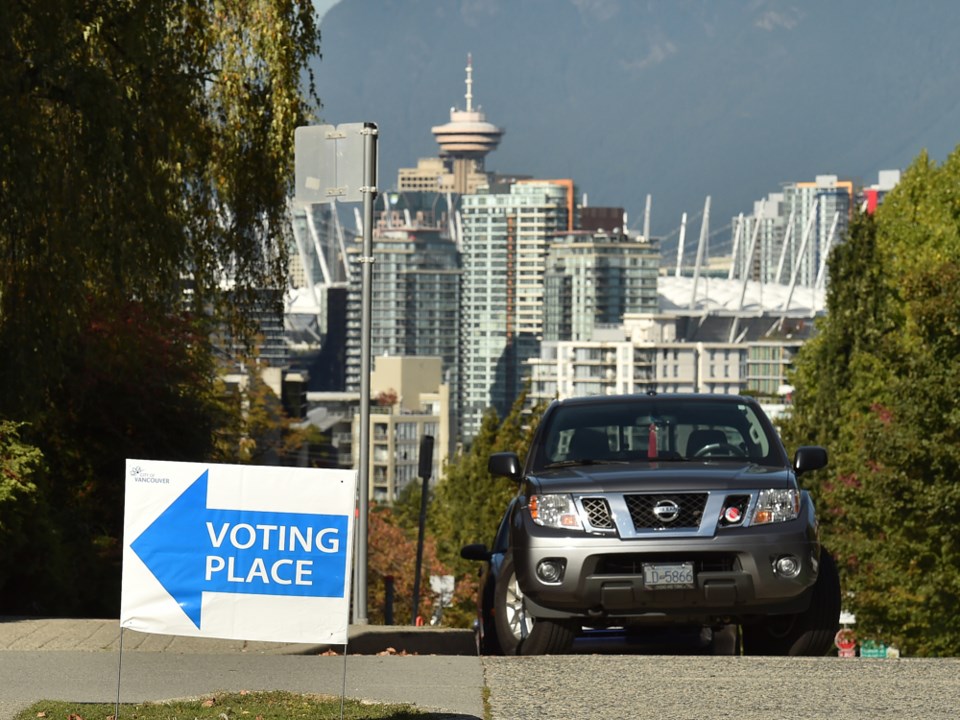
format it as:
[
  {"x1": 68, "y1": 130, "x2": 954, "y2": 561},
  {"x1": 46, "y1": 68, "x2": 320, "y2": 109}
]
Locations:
[{"x1": 129, "y1": 465, "x2": 171, "y2": 485}]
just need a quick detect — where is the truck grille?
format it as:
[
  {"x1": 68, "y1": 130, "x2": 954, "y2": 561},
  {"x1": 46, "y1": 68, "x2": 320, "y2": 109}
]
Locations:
[
  {"x1": 625, "y1": 493, "x2": 708, "y2": 530},
  {"x1": 581, "y1": 497, "x2": 614, "y2": 530}
]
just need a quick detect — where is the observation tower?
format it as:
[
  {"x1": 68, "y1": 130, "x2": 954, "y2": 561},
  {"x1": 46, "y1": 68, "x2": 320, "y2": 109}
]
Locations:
[{"x1": 431, "y1": 54, "x2": 504, "y2": 193}]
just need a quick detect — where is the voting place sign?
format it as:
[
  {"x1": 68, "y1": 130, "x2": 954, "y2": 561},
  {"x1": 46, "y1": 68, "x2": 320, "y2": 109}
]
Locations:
[{"x1": 121, "y1": 460, "x2": 357, "y2": 644}]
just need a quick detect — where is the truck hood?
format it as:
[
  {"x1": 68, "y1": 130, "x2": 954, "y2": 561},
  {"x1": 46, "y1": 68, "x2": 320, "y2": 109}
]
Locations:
[{"x1": 526, "y1": 461, "x2": 797, "y2": 494}]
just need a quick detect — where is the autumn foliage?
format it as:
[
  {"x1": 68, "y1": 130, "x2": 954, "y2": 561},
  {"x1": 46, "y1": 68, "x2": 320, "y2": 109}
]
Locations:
[{"x1": 365, "y1": 504, "x2": 468, "y2": 626}]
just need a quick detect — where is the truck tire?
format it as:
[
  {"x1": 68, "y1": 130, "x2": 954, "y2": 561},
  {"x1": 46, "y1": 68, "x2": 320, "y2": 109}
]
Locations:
[
  {"x1": 742, "y1": 547, "x2": 841, "y2": 656},
  {"x1": 494, "y1": 553, "x2": 576, "y2": 655},
  {"x1": 477, "y1": 572, "x2": 503, "y2": 655}
]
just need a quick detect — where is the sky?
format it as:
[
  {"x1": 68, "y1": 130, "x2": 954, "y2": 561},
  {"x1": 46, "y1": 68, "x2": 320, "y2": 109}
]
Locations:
[
  {"x1": 313, "y1": 0, "x2": 340, "y2": 22},
  {"x1": 308, "y1": 1, "x2": 960, "y2": 240}
]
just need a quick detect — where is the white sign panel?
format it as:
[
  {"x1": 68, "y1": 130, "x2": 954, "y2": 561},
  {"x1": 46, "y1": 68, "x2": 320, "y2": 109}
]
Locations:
[
  {"x1": 120, "y1": 460, "x2": 357, "y2": 644},
  {"x1": 294, "y1": 122, "x2": 367, "y2": 204}
]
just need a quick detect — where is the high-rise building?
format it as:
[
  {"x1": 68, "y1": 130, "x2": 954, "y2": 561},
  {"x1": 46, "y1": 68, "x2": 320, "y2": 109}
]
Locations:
[
  {"x1": 459, "y1": 180, "x2": 571, "y2": 439},
  {"x1": 731, "y1": 175, "x2": 854, "y2": 292},
  {"x1": 861, "y1": 169, "x2": 901, "y2": 214},
  {"x1": 782, "y1": 175, "x2": 853, "y2": 288},
  {"x1": 751, "y1": 193, "x2": 788, "y2": 284},
  {"x1": 343, "y1": 213, "x2": 461, "y2": 447},
  {"x1": 543, "y1": 224, "x2": 660, "y2": 342}
]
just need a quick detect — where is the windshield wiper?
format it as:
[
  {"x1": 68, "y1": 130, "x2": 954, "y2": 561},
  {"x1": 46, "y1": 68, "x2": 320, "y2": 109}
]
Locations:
[{"x1": 543, "y1": 458, "x2": 628, "y2": 469}]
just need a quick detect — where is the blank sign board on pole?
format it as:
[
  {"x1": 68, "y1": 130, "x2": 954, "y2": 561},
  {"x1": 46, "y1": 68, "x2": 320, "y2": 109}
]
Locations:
[
  {"x1": 294, "y1": 123, "x2": 366, "y2": 205},
  {"x1": 120, "y1": 459, "x2": 357, "y2": 644}
]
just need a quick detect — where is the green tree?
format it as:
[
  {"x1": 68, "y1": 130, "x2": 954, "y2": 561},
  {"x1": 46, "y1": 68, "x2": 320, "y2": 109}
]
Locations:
[
  {"x1": 213, "y1": 354, "x2": 307, "y2": 466},
  {"x1": 1, "y1": 0, "x2": 319, "y2": 417},
  {"x1": 781, "y1": 212, "x2": 899, "y2": 502},
  {"x1": 0, "y1": 422, "x2": 48, "y2": 598},
  {"x1": 783, "y1": 147, "x2": 960, "y2": 655},
  {"x1": 0, "y1": 0, "x2": 321, "y2": 615}
]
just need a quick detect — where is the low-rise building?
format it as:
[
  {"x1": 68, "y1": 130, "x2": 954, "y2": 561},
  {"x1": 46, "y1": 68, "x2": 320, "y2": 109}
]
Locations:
[
  {"x1": 527, "y1": 309, "x2": 811, "y2": 404},
  {"x1": 354, "y1": 356, "x2": 451, "y2": 503}
]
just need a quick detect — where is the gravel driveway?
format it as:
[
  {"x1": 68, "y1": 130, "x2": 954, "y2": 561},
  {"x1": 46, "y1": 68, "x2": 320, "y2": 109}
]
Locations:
[{"x1": 483, "y1": 655, "x2": 960, "y2": 720}]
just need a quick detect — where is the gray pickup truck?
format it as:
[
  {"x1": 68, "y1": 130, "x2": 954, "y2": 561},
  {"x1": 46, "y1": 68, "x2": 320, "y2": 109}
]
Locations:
[{"x1": 461, "y1": 392, "x2": 840, "y2": 655}]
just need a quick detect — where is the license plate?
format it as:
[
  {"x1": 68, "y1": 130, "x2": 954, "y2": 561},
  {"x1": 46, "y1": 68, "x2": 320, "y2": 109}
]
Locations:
[{"x1": 643, "y1": 562, "x2": 695, "y2": 589}]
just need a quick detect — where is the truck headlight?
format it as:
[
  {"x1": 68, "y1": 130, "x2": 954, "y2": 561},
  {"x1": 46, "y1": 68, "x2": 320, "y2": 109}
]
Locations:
[
  {"x1": 529, "y1": 494, "x2": 582, "y2": 529},
  {"x1": 751, "y1": 489, "x2": 800, "y2": 524}
]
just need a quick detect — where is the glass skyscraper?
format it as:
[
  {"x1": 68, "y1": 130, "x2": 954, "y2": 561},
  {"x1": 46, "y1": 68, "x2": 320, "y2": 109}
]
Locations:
[{"x1": 459, "y1": 180, "x2": 571, "y2": 439}]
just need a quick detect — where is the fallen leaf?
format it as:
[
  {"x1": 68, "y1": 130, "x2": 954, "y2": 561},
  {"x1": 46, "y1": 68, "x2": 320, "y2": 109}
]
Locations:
[{"x1": 201, "y1": 699, "x2": 216, "y2": 708}]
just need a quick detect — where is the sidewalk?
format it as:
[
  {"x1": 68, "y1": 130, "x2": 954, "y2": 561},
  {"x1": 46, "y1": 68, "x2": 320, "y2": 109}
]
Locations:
[
  {"x1": 0, "y1": 616, "x2": 477, "y2": 655},
  {"x1": 0, "y1": 617, "x2": 483, "y2": 720}
]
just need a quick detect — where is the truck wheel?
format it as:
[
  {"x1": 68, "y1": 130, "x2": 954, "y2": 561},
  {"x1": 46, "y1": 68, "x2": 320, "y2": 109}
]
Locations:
[
  {"x1": 742, "y1": 548, "x2": 841, "y2": 656},
  {"x1": 494, "y1": 553, "x2": 576, "y2": 655},
  {"x1": 477, "y1": 573, "x2": 502, "y2": 655}
]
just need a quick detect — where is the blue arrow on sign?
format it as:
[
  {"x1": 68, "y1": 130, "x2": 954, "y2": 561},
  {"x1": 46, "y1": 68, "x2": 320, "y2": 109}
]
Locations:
[{"x1": 130, "y1": 470, "x2": 349, "y2": 629}]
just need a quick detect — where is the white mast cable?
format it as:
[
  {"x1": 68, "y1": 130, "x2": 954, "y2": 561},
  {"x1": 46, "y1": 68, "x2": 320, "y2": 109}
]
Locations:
[
  {"x1": 729, "y1": 202, "x2": 766, "y2": 343},
  {"x1": 288, "y1": 207, "x2": 322, "y2": 332},
  {"x1": 737, "y1": 202, "x2": 765, "y2": 311},
  {"x1": 689, "y1": 196, "x2": 711, "y2": 310},
  {"x1": 304, "y1": 204, "x2": 333, "y2": 286},
  {"x1": 353, "y1": 207, "x2": 363, "y2": 236},
  {"x1": 332, "y1": 201, "x2": 352, "y2": 282},
  {"x1": 814, "y1": 211, "x2": 840, "y2": 292},
  {"x1": 728, "y1": 213, "x2": 744, "y2": 280},
  {"x1": 675, "y1": 212, "x2": 687, "y2": 278},
  {"x1": 643, "y1": 193, "x2": 652, "y2": 242},
  {"x1": 774, "y1": 208, "x2": 796, "y2": 284},
  {"x1": 782, "y1": 197, "x2": 819, "y2": 313},
  {"x1": 290, "y1": 207, "x2": 318, "y2": 295}
]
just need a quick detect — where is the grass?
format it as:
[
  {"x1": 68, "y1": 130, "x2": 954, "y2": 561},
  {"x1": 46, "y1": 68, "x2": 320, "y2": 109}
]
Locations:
[{"x1": 15, "y1": 691, "x2": 439, "y2": 720}]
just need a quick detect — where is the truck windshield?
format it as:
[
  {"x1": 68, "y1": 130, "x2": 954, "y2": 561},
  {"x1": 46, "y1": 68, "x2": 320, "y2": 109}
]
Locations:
[{"x1": 536, "y1": 398, "x2": 780, "y2": 469}]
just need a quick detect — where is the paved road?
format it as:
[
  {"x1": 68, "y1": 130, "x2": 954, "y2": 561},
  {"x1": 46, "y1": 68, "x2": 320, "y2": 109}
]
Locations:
[{"x1": 4, "y1": 618, "x2": 960, "y2": 720}]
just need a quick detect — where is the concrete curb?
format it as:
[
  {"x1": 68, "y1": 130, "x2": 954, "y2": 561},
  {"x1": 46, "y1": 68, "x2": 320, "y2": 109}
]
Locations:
[{"x1": 0, "y1": 617, "x2": 477, "y2": 656}]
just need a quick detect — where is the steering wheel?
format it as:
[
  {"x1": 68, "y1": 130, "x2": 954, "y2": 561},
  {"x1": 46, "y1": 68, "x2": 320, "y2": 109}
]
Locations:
[{"x1": 693, "y1": 442, "x2": 747, "y2": 459}]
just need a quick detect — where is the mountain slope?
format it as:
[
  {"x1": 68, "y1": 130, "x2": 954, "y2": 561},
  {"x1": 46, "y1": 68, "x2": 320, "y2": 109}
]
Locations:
[{"x1": 312, "y1": 0, "x2": 960, "y2": 237}]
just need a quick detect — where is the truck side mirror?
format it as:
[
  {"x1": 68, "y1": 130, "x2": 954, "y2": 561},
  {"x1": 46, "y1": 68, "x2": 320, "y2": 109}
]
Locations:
[{"x1": 793, "y1": 446, "x2": 828, "y2": 475}]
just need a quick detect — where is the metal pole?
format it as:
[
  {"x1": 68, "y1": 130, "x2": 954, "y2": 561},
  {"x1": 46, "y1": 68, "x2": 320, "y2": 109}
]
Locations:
[
  {"x1": 115, "y1": 626, "x2": 125, "y2": 720},
  {"x1": 354, "y1": 122, "x2": 378, "y2": 625},
  {"x1": 412, "y1": 434, "x2": 435, "y2": 624}
]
